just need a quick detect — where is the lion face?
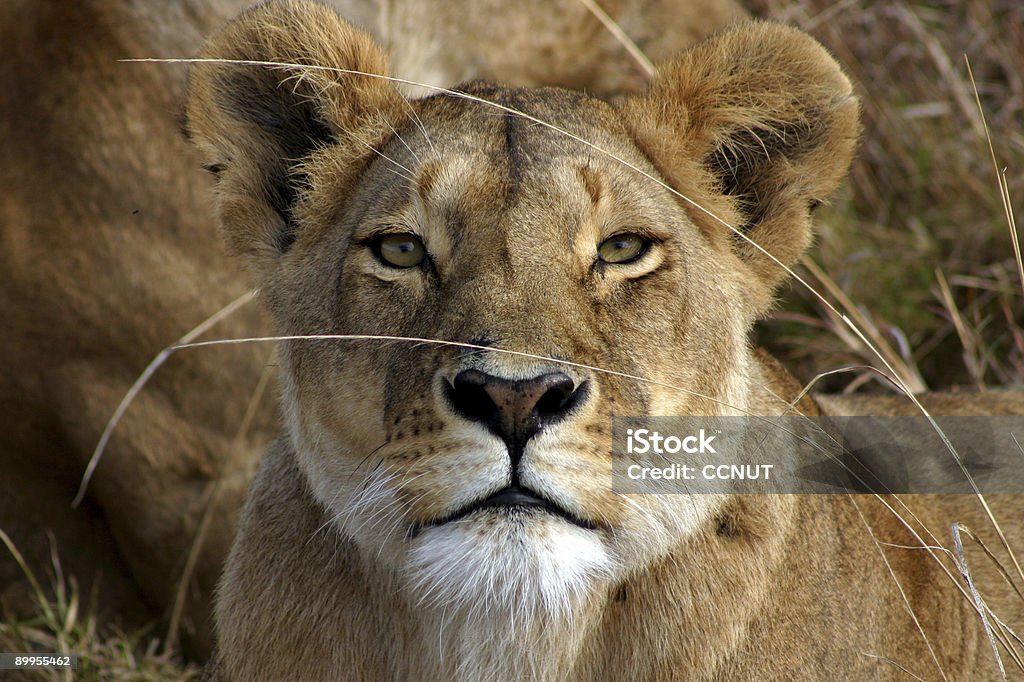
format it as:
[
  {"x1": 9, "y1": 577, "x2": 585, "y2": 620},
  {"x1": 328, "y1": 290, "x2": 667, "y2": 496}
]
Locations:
[
  {"x1": 275, "y1": 86, "x2": 758, "y2": 613},
  {"x1": 187, "y1": 0, "x2": 858, "y2": 622}
]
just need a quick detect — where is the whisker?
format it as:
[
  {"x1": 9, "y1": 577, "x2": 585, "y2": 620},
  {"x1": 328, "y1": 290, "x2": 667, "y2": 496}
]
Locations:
[
  {"x1": 341, "y1": 126, "x2": 417, "y2": 182},
  {"x1": 355, "y1": 441, "x2": 390, "y2": 474},
  {"x1": 402, "y1": 94, "x2": 436, "y2": 154},
  {"x1": 384, "y1": 118, "x2": 421, "y2": 164}
]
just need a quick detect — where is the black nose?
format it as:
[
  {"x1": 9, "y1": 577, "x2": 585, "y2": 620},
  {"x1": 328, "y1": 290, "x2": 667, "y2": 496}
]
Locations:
[{"x1": 445, "y1": 369, "x2": 587, "y2": 448}]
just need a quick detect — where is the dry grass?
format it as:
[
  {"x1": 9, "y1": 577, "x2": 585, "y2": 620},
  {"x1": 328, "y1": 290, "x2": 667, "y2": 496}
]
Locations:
[
  {"x1": 749, "y1": 0, "x2": 1024, "y2": 393},
  {"x1": 0, "y1": 531, "x2": 198, "y2": 681}
]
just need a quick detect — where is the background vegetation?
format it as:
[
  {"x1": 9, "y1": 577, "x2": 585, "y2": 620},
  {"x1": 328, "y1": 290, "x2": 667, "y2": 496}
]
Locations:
[{"x1": 751, "y1": 0, "x2": 1023, "y2": 393}]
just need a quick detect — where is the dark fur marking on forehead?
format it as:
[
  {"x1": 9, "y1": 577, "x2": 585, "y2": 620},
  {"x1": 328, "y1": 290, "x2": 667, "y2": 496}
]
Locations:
[
  {"x1": 578, "y1": 164, "x2": 604, "y2": 206},
  {"x1": 439, "y1": 83, "x2": 530, "y2": 200},
  {"x1": 502, "y1": 108, "x2": 526, "y2": 196},
  {"x1": 442, "y1": 204, "x2": 466, "y2": 249}
]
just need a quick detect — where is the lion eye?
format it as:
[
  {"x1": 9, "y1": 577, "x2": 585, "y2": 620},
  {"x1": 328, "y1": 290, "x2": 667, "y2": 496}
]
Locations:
[
  {"x1": 597, "y1": 233, "x2": 648, "y2": 264},
  {"x1": 375, "y1": 233, "x2": 426, "y2": 268}
]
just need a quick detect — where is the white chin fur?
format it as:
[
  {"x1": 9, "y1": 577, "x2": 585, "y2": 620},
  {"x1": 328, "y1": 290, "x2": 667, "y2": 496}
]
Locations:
[{"x1": 404, "y1": 511, "x2": 611, "y2": 618}]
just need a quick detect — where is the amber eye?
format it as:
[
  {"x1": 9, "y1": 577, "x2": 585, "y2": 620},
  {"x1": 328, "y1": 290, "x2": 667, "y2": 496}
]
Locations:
[
  {"x1": 375, "y1": 233, "x2": 426, "y2": 268},
  {"x1": 597, "y1": 233, "x2": 648, "y2": 264}
]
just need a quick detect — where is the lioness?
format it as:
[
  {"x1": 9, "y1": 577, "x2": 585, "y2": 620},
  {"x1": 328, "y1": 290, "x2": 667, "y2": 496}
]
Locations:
[
  {"x1": 0, "y1": 0, "x2": 741, "y2": 658},
  {"x1": 185, "y1": 1, "x2": 1023, "y2": 680}
]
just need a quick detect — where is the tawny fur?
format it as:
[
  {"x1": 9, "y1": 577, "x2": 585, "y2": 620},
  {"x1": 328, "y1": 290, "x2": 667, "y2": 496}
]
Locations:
[
  {"x1": 0, "y1": 0, "x2": 743, "y2": 659},
  {"x1": 182, "y1": 2, "x2": 1023, "y2": 680}
]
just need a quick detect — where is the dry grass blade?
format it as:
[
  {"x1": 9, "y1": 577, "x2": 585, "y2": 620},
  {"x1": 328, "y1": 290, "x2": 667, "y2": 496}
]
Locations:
[
  {"x1": 71, "y1": 291, "x2": 256, "y2": 507},
  {"x1": 934, "y1": 268, "x2": 985, "y2": 389},
  {"x1": 791, "y1": 365, "x2": 890, "y2": 407},
  {"x1": 175, "y1": 333, "x2": 744, "y2": 410},
  {"x1": 576, "y1": 0, "x2": 655, "y2": 78},
  {"x1": 164, "y1": 355, "x2": 275, "y2": 655},
  {"x1": 0, "y1": 529, "x2": 55, "y2": 626},
  {"x1": 849, "y1": 497, "x2": 949, "y2": 681},
  {"x1": 965, "y1": 56, "x2": 1023, "y2": 300},
  {"x1": 857, "y1": 653, "x2": 928, "y2": 681},
  {"x1": 956, "y1": 54, "x2": 1024, "y2": 590},
  {"x1": 952, "y1": 523, "x2": 1008, "y2": 678},
  {"x1": 802, "y1": 257, "x2": 927, "y2": 393},
  {"x1": 1, "y1": 531, "x2": 199, "y2": 679},
  {"x1": 952, "y1": 524, "x2": 1024, "y2": 670}
]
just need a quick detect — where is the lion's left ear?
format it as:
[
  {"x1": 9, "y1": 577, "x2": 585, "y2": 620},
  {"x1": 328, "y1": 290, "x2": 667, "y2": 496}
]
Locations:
[
  {"x1": 185, "y1": 0, "x2": 407, "y2": 281},
  {"x1": 618, "y1": 22, "x2": 860, "y2": 295}
]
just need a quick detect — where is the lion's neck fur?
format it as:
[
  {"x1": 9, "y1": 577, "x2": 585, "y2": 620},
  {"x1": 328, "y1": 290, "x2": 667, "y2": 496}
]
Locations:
[
  {"x1": 401, "y1": 595, "x2": 603, "y2": 682},
  {"x1": 390, "y1": 524, "x2": 613, "y2": 681}
]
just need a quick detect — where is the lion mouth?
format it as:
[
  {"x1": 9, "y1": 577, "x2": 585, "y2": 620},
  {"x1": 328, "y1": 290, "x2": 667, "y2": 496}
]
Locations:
[{"x1": 411, "y1": 485, "x2": 597, "y2": 536}]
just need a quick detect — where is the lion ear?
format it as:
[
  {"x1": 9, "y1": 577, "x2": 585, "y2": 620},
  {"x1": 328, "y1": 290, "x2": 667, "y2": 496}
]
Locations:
[
  {"x1": 185, "y1": 0, "x2": 405, "y2": 277},
  {"x1": 618, "y1": 22, "x2": 860, "y2": 295}
]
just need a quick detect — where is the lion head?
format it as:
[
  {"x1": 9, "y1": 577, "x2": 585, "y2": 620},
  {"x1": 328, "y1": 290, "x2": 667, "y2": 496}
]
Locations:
[{"x1": 186, "y1": 1, "x2": 858, "y2": 677}]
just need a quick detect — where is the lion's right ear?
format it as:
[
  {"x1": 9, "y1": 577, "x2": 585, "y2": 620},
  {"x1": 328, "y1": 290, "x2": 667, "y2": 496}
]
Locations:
[
  {"x1": 618, "y1": 23, "x2": 859, "y2": 304},
  {"x1": 185, "y1": 0, "x2": 405, "y2": 277}
]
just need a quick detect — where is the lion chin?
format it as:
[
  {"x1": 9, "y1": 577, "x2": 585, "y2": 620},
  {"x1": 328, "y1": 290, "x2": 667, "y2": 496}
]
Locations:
[
  {"x1": 401, "y1": 513, "x2": 611, "y2": 682},
  {"x1": 404, "y1": 510, "x2": 612, "y2": 614}
]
